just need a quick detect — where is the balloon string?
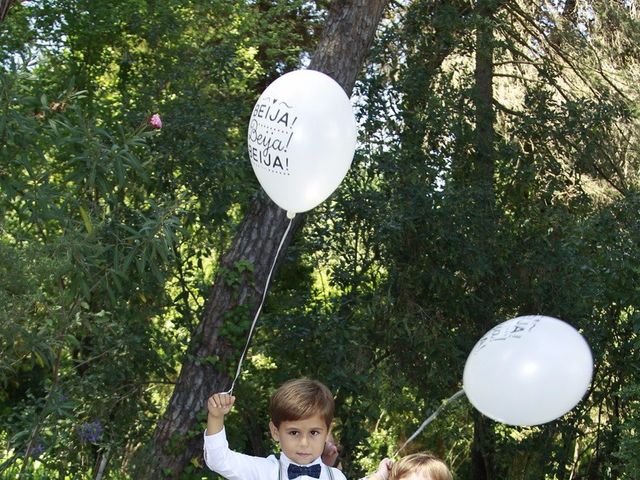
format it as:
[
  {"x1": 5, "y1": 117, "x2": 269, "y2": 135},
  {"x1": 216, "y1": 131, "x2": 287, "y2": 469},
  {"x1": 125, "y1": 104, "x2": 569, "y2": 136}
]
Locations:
[
  {"x1": 392, "y1": 389, "x2": 466, "y2": 458},
  {"x1": 223, "y1": 215, "x2": 295, "y2": 395}
]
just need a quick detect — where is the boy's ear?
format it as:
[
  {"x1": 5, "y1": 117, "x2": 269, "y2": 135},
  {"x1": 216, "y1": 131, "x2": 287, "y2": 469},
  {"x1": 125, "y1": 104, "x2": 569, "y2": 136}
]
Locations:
[{"x1": 269, "y1": 421, "x2": 280, "y2": 441}]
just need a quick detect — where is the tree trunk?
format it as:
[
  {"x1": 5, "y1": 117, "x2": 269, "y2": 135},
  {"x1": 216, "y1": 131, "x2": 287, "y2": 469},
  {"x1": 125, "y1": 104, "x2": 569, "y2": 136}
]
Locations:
[
  {"x1": 470, "y1": 412, "x2": 493, "y2": 480},
  {"x1": 0, "y1": 0, "x2": 16, "y2": 22},
  {"x1": 134, "y1": 1, "x2": 389, "y2": 478},
  {"x1": 469, "y1": 0, "x2": 500, "y2": 479}
]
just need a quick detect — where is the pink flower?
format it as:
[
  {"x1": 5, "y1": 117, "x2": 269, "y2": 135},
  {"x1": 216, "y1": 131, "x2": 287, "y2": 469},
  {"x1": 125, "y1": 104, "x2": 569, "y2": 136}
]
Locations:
[{"x1": 149, "y1": 113, "x2": 162, "y2": 129}]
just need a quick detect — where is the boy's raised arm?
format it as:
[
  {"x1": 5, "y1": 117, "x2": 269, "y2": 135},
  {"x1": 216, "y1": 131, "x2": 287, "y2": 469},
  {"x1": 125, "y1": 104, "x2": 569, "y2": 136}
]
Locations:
[{"x1": 207, "y1": 393, "x2": 236, "y2": 435}]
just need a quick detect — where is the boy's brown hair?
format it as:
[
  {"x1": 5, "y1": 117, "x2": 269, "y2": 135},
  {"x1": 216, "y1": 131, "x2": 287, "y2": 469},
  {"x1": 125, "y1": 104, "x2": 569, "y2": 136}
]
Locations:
[
  {"x1": 269, "y1": 378, "x2": 335, "y2": 428},
  {"x1": 391, "y1": 453, "x2": 453, "y2": 480}
]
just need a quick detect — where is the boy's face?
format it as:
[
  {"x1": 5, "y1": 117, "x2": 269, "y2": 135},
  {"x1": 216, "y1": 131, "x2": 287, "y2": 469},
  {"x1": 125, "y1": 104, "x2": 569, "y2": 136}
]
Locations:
[{"x1": 269, "y1": 413, "x2": 330, "y2": 465}]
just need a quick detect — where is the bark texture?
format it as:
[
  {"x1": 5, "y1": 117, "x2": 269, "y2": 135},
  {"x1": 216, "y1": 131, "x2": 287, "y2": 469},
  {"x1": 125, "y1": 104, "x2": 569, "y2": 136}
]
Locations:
[
  {"x1": 0, "y1": 0, "x2": 16, "y2": 22},
  {"x1": 136, "y1": 1, "x2": 389, "y2": 477},
  {"x1": 470, "y1": 0, "x2": 500, "y2": 479}
]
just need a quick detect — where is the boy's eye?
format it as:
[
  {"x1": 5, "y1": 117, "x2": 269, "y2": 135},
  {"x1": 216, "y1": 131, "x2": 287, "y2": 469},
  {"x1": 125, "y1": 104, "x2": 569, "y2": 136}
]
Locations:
[
  {"x1": 288, "y1": 431, "x2": 299, "y2": 436},
  {"x1": 310, "y1": 430, "x2": 320, "y2": 436}
]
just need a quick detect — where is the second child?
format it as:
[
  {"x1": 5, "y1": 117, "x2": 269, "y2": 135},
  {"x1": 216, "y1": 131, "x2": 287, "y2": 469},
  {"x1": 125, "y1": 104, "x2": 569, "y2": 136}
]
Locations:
[{"x1": 369, "y1": 453, "x2": 452, "y2": 480}]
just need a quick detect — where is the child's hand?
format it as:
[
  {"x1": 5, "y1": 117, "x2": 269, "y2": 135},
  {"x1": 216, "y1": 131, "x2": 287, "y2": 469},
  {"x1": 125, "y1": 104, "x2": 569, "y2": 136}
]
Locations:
[
  {"x1": 207, "y1": 393, "x2": 235, "y2": 418},
  {"x1": 374, "y1": 458, "x2": 393, "y2": 480},
  {"x1": 322, "y1": 439, "x2": 340, "y2": 467}
]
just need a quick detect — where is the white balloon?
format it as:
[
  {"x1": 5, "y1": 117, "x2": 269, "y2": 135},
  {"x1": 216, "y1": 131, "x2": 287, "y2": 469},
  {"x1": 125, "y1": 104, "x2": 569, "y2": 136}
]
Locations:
[
  {"x1": 463, "y1": 315, "x2": 593, "y2": 426},
  {"x1": 247, "y1": 70, "x2": 357, "y2": 215}
]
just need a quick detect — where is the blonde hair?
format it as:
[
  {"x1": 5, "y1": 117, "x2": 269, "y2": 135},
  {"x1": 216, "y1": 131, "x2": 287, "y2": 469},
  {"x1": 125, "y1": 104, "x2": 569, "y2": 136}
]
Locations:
[
  {"x1": 269, "y1": 378, "x2": 335, "y2": 428},
  {"x1": 391, "y1": 453, "x2": 453, "y2": 480}
]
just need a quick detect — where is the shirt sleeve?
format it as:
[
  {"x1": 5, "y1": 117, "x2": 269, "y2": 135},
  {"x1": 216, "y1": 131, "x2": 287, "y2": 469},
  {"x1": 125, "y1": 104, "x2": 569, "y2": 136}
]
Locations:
[{"x1": 203, "y1": 428, "x2": 277, "y2": 480}]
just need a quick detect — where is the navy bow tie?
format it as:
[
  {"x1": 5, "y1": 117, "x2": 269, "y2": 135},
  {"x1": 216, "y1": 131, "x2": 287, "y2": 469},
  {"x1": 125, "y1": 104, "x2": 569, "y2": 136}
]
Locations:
[{"x1": 287, "y1": 463, "x2": 322, "y2": 479}]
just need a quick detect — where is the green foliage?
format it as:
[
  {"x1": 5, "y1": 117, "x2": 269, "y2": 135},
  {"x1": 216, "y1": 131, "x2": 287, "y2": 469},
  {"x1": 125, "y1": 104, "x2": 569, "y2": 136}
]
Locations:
[
  {"x1": 1, "y1": 0, "x2": 639, "y2": 478},
  {"x1": 0, "y1": 61, "x2": 180, "y2": 476},
  {"x1": 1, "y1": 0, "x2": 328, "y2": 477}
]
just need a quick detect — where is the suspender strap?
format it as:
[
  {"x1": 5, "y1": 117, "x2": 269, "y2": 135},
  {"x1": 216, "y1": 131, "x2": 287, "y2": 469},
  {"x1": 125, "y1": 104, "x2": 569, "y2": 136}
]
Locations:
[{"x1": 327, "y1": 465, "x2": 335, "y2": 480}]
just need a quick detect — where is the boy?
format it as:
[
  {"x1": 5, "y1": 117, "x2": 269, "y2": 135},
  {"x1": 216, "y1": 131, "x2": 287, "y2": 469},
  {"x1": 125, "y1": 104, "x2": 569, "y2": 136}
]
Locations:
[{"x1": 204, "y1": 378, "x2": 346, "y2": 480}]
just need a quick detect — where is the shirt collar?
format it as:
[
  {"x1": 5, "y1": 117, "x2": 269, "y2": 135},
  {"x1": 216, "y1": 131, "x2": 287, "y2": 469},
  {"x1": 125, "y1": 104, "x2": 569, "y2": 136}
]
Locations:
[{"x1": 279, "y1": 452, "x2": 323, "y2": 469}]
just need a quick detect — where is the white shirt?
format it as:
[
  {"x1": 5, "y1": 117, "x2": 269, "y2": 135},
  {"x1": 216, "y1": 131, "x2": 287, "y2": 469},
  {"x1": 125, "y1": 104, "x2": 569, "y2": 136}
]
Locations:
[{"x1": 204, "y1": 428, "x2": 347, "y2": 480}]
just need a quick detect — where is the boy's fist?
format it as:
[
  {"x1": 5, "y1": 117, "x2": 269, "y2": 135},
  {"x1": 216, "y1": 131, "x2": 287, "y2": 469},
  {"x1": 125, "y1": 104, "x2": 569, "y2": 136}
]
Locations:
[{"x1": 207, "y1": 393, "x2": 236, "y2": 417}]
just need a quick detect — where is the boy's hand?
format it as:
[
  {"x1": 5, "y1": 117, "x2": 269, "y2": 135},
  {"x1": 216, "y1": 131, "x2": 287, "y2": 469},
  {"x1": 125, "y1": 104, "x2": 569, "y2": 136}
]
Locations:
[{"x1": 207, "y1": 393, "x2": 235, "y2": 418}]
